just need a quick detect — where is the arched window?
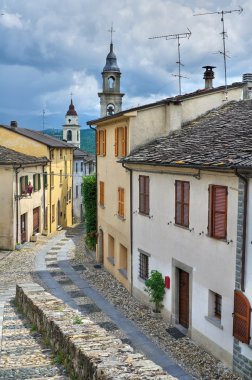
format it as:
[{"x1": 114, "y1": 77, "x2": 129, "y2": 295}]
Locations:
[
  {"x1": 107, "y1": 103, "x2": 115, "y2": 116},
  {"x1": 77, "y1": 131, "x2": 79, "y2": 141},
  {"x1": 67, "y1": 130, "x2": 72, "y2": 141},
  {"x1": 108, "y1": 76, "x2": 115, "y2": 89}
]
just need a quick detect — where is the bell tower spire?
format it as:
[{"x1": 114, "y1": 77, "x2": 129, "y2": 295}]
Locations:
[
  {"x1": 98, "y1": 27, "x2": 124, "y2": 117},
  {"x1": 63, "y1": 96, "x2": 81, "y2": 148}
]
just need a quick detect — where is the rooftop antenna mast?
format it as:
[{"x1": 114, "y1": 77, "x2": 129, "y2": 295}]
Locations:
[
  {"x1": 149, "y1": 28, "x2": 191, "y2": 95},
  {"x1": 42, "y1": 109, "x2": 45, "y2": 133},
  {"x1": 194, "y1": 6, "x2": 243, "y2": 100}
]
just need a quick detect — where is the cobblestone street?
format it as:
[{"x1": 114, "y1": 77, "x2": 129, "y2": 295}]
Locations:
[{"x1": 0, "y1": 225, "x2": 243, "y2": 379}]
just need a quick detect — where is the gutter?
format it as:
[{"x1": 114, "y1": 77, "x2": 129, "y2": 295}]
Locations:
[
  {"x1": 122, "y1": 162, "x2": 133, "y2": 296},
  {"x1": 235, "y1": 169, "x2": 248, "y2": 292}
]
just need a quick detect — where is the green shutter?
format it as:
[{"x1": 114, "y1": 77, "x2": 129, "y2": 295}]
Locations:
[
  {"x1": 38, "y1": 174, "x2": 41, "y2": 190},
  {"x1": 20, "y1": 177, "x2": 22, "y2": 194},
  {"x1": 25, "y1": 176, "x2": 28, "y2": 187},
  {"x1": 33, "y1": 174, "x2": 36, "y2": 191},
  {"x1": 44, "y1": 173, "x2": 47, "y2": 188}
]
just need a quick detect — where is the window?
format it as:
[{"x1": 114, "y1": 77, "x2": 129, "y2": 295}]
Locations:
[
  {"x1": 118, "y1": 244, "x2": 128, "y2": 278},
  {"x1": 65, "y1": 160, "x2": 67, "y2": 178},
  {"x1": 208, "y1": 185, "x2": 228, "y2": 239},
  {"x1": 115, "y1": 127, "x2": 127, "y2": 157},
  {"x1": 43, "y1": 173, "x2": 48, "y2": 188},
  {"x1": 76, "y1": 162, "x2": 78, "y2": 173},
  {"x1": 99, "y1": 181, "x2": 105, "y2": 207},
  {"x1": 44, "y1": 207, "x2": 48, "y2": 230},
  {"x1": 67, "y1": 130, "x2": 72, "y2": 141},
  {"x1": 33, "y1": 174, "x2": 41, "y2": 192},
  {"x1": 51, "y1": 172, "x2": 54, "y2": 188},
  {"x1": 175, "y1": 181, "x2": 190, "y2": 227},
  {"x1": 81, "y1": 162, "x2": 84, "y2": 172},
  {"x1": 97, "y1": 129, "x2": 106, "y2": 156},
  {"x1": 20, "y1": 175, "x2": 28, "y2": 194},
  {"x1": 139, "y1": 175, "x2": 149, "y2": 215},
  {"x1": 50, "y1": 150, "x2": 54, "y2": 160},
  {"x1": 139, "y1": 251, "x2": 149, "y2": 280},
  {"x1": 68, "y1": 188, "x2": 72, "y2": 203},
  {"x1": 108, "y1": 234, "x2": 115, "y2": 265},
  {"x1": 60, "y1": 170, "x2": 63, "y2": 185},
  {"x1": 233, "y1": 290, "x2": 251, "y2": 344},
  {"x1": 76, "y1": 185, "x2": 79, "y2": 198},
  {"x1": 52, "y1": 204, "x2": 55, "y2": 223},
  {"x1": 118, "y1": 187, "x2": 125, "y2": 218},
  {"x1": 206, "y1": 290, "x2": 223, "y2": 328},
  {"x1": 60, "y1": 149, "x2": 63, "y2": 159}
]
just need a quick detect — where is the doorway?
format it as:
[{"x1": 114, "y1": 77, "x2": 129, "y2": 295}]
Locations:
[
  {"x1": 21, "y1": 214, "x2": 26, "y2": 243},
  {"x1": 33, "y1": 207, "x2": 40, "y2": 234},
  {"x1": 179, "y1": 269, "x2": 189, "y2": 328},
  {"x1": 98, "y1": 229, "x2": 104, "y2": 264}
]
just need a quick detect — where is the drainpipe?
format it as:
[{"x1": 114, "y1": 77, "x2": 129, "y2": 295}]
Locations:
[
  {"x1": 42, "y1": 165, "x2": 46, "y2": 231},
  {"x1": 89, "y1": 125, "x2": 98, "y2": 249},
  {"x1": 49, "y1": 149, "x2": 54, "y2": 233},
  {"x1": 235, "y1": 169, "x2": 248, "y2": 292},
  {"x1": 122, "y1": 162, "x2": 133, "y2": 296}
]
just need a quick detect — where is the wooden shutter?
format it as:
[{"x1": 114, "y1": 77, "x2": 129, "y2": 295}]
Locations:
[
  {"x1": 102, "y1": 130, "x2": 106, "y2": 156},
  {"x1": 38, "y1": 174, "x2": 41, "y2": 190},
  {"x1": 20, "y1": 177, "x2": 23, "y2": 194},
  {"x1": 139, "y1": 176, "x2": 149, "y2": 215},
  {"x1": 33, "y1": 174, "x2": 36, "y2": 191},
  {"x1": 233, "y1": 290, "x2": 251, "y2": 344},
  {"x1": 183, "y1": 182, "x2": 190, "y2": 227},
  {"x1": 122, "y1": 127, "x2": 127, "y2": 157},
  {"x1": 100, "y1": 181, "x2": 104, "y2": 206},
  {"x1": 212, "y1": 186, "x2": 227, "y2": 239},
  {"x1": 96, "y1": 130, "x2": 100, "y2": 155},
  {"x1": 118, "y1": 188, "x2": 124, "y2": 217},
  {"x1": 175, "y1": 181, "x2": 182, "y2": 225},
  {"x1": 43, "y1": 173, "x2": 47, "y2": 188},
  {"x1": 115, "y1": 128, "x2": 118, "y2": 156}
]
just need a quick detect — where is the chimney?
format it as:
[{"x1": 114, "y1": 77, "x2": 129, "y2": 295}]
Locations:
[
  {"x1": 10, "y1": 121, "x2": 18, "y2": 128},
  {"x1": 203, "y1": 66, "x2": 216, "y2": 89},
  {"x1": 242, "y1": 73, "x2": 252, "y2": 100}
]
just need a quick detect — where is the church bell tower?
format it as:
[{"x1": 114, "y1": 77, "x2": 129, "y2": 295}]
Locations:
[
  {"x1": 98, "y1": 33, "x2": 124, "y2": 117},
  {"x1": 63, "y1": 98, "x2": 80, "y2": 148}
]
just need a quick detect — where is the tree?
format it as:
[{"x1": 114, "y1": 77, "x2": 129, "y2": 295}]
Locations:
[
  {"x1": 82, "y1": 174, "x2": 96, "y2": 249},
  {"x1": 145, "y1": 270, "x2": 165, "y2": 313}
]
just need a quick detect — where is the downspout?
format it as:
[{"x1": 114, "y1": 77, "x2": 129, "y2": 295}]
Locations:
[
  {"x1": 235, "y1": 169, "x2": 248, "y2": 292},
  {"x1": 42, "y1": 165, "x2": 46, "y2": 231},
  {"x1": 89, "y1": 125, "x2": 98, "y2": 246},
  {"x1": 122, "y1": 162, "x2": 133, "y2": 296},
  {"x1": 49, "y1": 149, "x2": 53, "y2": 233}
]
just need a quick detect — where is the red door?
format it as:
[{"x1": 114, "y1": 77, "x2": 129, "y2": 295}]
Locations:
[
  {"x1": 21, "y1": 214, "x2": 26, "y2": 243},
  {"x1": 179, "y1": 269, "x2": 189, "y2": 328},
  {"x1": 33, "y1": 207, "x2": 40, "y2": 233}
]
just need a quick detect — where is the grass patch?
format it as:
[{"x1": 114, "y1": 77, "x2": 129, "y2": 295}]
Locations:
[{"x1": 73, "y1": 315, "x2": 83, "y2": 325}]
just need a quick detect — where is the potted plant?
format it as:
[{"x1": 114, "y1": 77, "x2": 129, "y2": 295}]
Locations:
[
  {"x1": 15, "y1": 243, "x2": 22, "y2": 251},
  {"x1": 145, "y1": 270, "x2": 165, "y2": 314}
]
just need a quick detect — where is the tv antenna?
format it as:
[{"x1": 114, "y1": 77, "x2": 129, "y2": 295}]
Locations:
[
  {"x1": 42, "y1": 109, "x2": 45, "y2": 133},
  {"x1": 194, "y1": 6, "x2": 243, "y2": 99},
  {"x1": 149, "y1": 28, "x2": 191, "y2": 95}
]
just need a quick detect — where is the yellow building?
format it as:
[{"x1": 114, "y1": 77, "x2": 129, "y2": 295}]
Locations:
[{"x1": 0, "y1": 122, "x2": 75, "y2": 233}]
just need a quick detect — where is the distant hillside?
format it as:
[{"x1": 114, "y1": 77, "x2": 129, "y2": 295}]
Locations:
[{"x1": 42, "y1": 128, "x2": 96, "y2": 154}]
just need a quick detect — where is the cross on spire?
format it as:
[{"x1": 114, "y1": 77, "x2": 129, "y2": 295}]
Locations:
[{"x1": 108, "y1": 24, "x2": 115, "y2": 43}]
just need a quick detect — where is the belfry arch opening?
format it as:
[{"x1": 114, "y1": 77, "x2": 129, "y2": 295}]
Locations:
[{"x1": 108, "y1": 76, "x2": 115, "y2": 89}]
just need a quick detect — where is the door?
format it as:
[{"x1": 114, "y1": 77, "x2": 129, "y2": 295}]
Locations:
[
  {"x1": 21, "y1": 214, "x2": 26, "y2": 243},
  {"x1": 179, "y1": 269, "x2": 189, "y2": 328},
  {"x1": 33, "y1": 207, "x2": 40, "y2": 233},
  {"x1": 98, "y1": 229, "x2": 104, "y2": 264},
  {"x1": 57, "y1": 199, "x2": 61, "y2": 226}
]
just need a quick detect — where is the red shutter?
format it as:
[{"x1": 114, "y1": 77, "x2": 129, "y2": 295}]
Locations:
[
  {"x1": 233, "y1": 290, "x2": 251, "y2": 344},
  {"x1": 212, "y1": 186, "x2": 227, "y2": 239},
  {"x1": 139, "y1": 176, "x2": 145, "y2": 213},
  {"x1": 115, "y1": 128, "x2": 118, "y2": 157},
  {"x1": 103, "y1": 130, "x2": 106, "y2": 156},
  {"x1": 100, "y1": 181, "x2": 104, "y2": 206},
  {"x1": 183, "y1": 182, "x2": 190, "y2": 227}
]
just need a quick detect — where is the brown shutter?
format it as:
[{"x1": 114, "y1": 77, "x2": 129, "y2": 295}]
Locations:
[
  {"x1": 115, "y1": 128, "x2": 118, "y2": 156},
  {"x1": 96, "y1": 130, "x2": 100, "y2": 155},
  {"x1": 139, "y1": 176, "x2": 145, "y2": 213},
  {"x1": 213, "y1": 186, "x2": 227, "y2": 239},
  {"x1": 208, "y1": 185, "x2": 213, "y2": 236},
  {"x1": 175, "y1": 181, "x2": 182, "y2": 225},
  {"x1": 233, "y1": 290, "x2": 251, "y2": 344},
  {"x1": 183, "y1": 182, "x2": 190, "y2": 227},
  {"x1": 103, "y1": 130, "x2": 106, "y2": 156},
  {"x1": 121, "y1": 188, "x2": 124, "y2": 217},
  {"x1": 100, "y1": 181, "x2": 104, "y2": 206},
  {"x1": 118, "y1": 187, "x2": 120, "y2": 215},
  {"x1": 122, "y1": 127, "x2": 127, "y2": 157},
  {"x1": 145, "y1": 176, "x2": 150, "y2": 214}
]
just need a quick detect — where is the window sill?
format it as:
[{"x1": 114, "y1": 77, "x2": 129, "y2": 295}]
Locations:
[
  {"x1": 174, "y1": 223, "x2": 189, "y2": 230},
  {"x1": 99, "y1": 204, "x2": 105, "y2": 209},
  {"x1": 117, "y1": 214, "x2": 126, "y2": 221},
  {"x1": 139, "y1": 212, "x2": 150, "y2": 218},
  {"x1": 118, "y1": 268, "x2": 128, "y2": 279},
  {"x1": 138, "y1": 276, "x2": 148, "y2": 283},
  {"x1": 107, "y1": 256, "x2": 115, "y2": 266},
  {"x1": 205, "y1": 234, "x2": 227, "y2": 243},
  {"x1": 205, "y1": 316, "x2": 223, "y2": 330}
]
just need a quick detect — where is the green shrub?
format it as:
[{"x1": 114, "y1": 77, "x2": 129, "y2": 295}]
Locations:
[
  {"x1": 82, "y1": 173, "x2": 97, "y2": 250},
  {"x1": 145, "y1": 270, "x2": 165, "y2": 313}
]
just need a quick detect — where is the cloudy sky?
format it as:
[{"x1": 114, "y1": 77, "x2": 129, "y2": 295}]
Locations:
[{"x1": 0, "y1": 0, "x2": 250, "y2": 130}]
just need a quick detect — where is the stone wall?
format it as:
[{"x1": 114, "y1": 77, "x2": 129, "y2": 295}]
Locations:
[{"x1": 16, "y1": 283, "x2": 176, "y2": 380}]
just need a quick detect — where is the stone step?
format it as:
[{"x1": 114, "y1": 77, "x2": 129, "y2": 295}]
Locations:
[{"x1": 0, "y1": 366, "x2": 67, "y2": 379}]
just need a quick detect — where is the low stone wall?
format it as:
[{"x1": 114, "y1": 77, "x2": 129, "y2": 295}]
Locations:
[{"x1": 16, "y1": 283, "x2": 176, "y2": 380}]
